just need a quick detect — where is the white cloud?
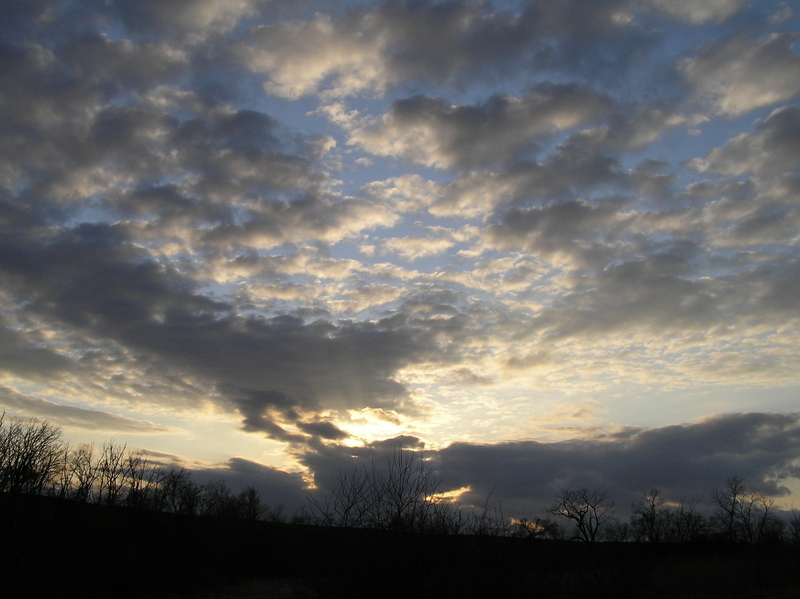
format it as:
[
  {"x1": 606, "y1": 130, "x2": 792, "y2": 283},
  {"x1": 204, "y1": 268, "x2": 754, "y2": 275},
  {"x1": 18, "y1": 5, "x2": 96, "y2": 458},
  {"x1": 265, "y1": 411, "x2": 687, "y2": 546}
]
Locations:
[
  {"x1": 680, "y1": 34, "x2": 800, "y2": 115},
  {"x1": 243, "y1": 14, "x2": 393, "y2": 99},
  {"x1": 383, "y1": 236, "x2": 456, "y2": 261},
  {"x1": 648, "y1": 0, "x2": 746, "y2": 24}
]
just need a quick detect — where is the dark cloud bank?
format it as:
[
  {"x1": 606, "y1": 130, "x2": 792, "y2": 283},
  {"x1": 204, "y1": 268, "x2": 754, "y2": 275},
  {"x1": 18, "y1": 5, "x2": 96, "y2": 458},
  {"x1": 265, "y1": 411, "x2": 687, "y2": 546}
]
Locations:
[{"x1": 300, "y1": 411, "x2": 800, "y2": 517}]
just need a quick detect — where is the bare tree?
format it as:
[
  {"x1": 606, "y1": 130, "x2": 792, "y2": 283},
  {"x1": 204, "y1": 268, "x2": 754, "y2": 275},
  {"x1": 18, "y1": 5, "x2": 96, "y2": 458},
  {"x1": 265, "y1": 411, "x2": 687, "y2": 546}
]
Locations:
[
  {"x1": 69, "y1": 443, "x2": 98, "y2": 503},
  {"x1": 711, "y1": 475, "x2": 747, "y2": 542},
  {"x1": 307, "y1": 465, "x2": 377, "y2": 528},
  {"x1": 122, "y1": 450, "x2": 160, "y2": 509},
  {"x1": 375, "y1": 448, "x2": 440, "y2": 531},
  {"x1": 198, "y1": 479, "x2": 239, "y2": 518},
  {"x1": 788, "y1": 509, "x2": 800, "y2": 546},
  {"x1": 547, "y1": 487, "x2": 615, "y2": 544},
  {"x1": 160, "y1": 468, "x2": 200, "y2": 515},
  {"x1": 665, "y1": 498, "x2": 707, "y2": 542},
  {"x1": 237, "y1": 485, "x2": 271, "y2": 521},
  {"x1": 0, "y1": 413, "x2": 65, "y2": 495},
  {"x1": 604, "y1": 516, "x2": 631, "y2": 542},
  {"x1": 739, "y1": 490, "x2": 780, "y2": 544},
  {"x1": 631, "y1": 488, "x2": 669, "y2": 543},
  {"x1": 50, "y1": 443, "x2": 74, "y2": 499},
  {"x1": 468, "y1": 489, "x2": 509, "y2": 537},
  {"x1": 307, "y1": 447, "x2": 450, "y2": 533},
  {"x1": 510, "y1": 517, "x2": 564, "y2": 540},
  {"x1": 425, "y1": 497, "x2": 469, "y2": 535},
  {"x1": 95, "y1": 441, "x2": 126, "y2": 506},
  {"x1": 711, "y1": 476, "x2": 779, "y2": 544}
]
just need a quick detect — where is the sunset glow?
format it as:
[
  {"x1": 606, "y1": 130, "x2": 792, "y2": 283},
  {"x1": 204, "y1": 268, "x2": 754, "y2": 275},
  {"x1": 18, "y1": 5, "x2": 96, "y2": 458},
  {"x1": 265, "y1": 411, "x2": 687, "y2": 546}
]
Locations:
[{"x1": 2, "y1": 0, "x2": 799, "y2": 517}]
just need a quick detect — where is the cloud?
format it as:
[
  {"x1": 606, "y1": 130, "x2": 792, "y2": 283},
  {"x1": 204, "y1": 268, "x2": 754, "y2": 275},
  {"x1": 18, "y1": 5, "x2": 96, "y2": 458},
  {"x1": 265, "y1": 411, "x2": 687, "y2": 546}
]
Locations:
[
  {"x1": 182, "y1": 456, "x2": 308, "y2": 509},
  {"x1": 243, "y1": 12, "x2": 392, "y2": 99},
  {"x1": 485, "y1": 198, "x2": 632, "y2": 268},
  {"x1": 354, "y1": 99, "x2": 689, "y2": 220},
  {"x1": 0, "y1": 323, "x2": 72, "y2": 378},
  {"x1": 298, "y1": 411, "x2": 800, "y2": 518},
  {"x1": 380, "y1": 224, "x2": 476, "y2": 261},
  {"x1": 349, "y1": 85, "x2": 611, "y2": 170},
  {"x1": 530, "y1": 258, "x2": 721, "y2": 339},
  {"x1": 680, "y1": 33, "x2": 800, "y2": 115},
  {"x1": 1, "y1": 0, "x2": 799, "y2": 504},
  {"x1": 438, "y1": 411, "x2": 800, "y2": 516},
  {"x1": 648, "y1": 0, "x2": 746, "y2": 24},
  {"x1": 59, "y1": 33, "x2": 188, "y2": 91},
  {"x1": 0, "y1": 387, "x2": 171, "y2": 433},
  {"x1": 684, "y1": 105, "x2": 800, "y2": 249},
  {"x1": 383, "y1": 236, "x2": 455, "y2": 261},
  {"x1": 242, "y1": 0, "x2": 657, "y2": 99},
  {"x1": 691, "y1": 104, "x2": 800, "y2": 177},
  {"x1": 0, "y1": 223, "x2": 436, "y2": 442},
  {"x1": 114, "y1": 0, "x2": 264, "y2": 36}
]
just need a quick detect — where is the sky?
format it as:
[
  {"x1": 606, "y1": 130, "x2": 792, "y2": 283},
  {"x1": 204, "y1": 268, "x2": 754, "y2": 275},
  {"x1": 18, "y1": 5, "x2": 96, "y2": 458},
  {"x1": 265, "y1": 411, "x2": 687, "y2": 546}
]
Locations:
[{"x1": 1, "y1": 0, "x2": 800, "y2": 518}]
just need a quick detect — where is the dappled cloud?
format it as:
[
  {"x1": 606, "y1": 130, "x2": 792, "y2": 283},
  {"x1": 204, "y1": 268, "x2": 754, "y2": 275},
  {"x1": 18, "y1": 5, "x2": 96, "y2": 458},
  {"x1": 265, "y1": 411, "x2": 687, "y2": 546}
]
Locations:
[{"x1": 1, "y1": 0, "x2": 799, "y2": 507}]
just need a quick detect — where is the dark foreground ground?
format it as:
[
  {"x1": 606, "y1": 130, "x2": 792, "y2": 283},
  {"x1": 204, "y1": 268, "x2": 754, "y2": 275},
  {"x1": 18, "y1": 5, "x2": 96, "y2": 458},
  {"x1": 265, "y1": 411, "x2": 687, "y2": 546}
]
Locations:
[{"x1": 2, "y1": 493, "x2": 799, "y2": 599}]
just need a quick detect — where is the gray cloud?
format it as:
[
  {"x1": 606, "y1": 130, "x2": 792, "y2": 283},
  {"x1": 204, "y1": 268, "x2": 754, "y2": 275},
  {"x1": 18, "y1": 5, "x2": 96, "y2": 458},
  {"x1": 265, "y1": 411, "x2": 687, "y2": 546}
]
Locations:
[
  {"x1": 0, "y1": 222, "x2": 436, "y2": 442},
  {"x1": 0, "y1": 6, "x2": 424, "y2": 446},
  {"x1": 527, "y1": 256, "x2": 721, "y2": 340},
  {"x1": 243, "y1": 0, "x2": 660, "y2": 99},
  {"x1": 486, "y1": 198, "x2": 631, "y2": 267},
  {"x1": 695, "y1": 104, "x2": 800, "y2": 177},
  {"x1": 191, "y1": 456, "x2": 308, "y2": 509},
  {"x1": 2, "y1": 0, "x2": 800, "y2": 504},
  {"x1": 0, "y1": 323, "x2": 72, "y2": 378},
  {"x1": 647, "y1": 0, "x2": 747, "y2": 24},
  {"x1": 174, "y1": 410, "x2": 800, "y2": 517},
  {"x1": 351, "y1": 85, "x2": 611, "y2": 170},
  {"x1": 434, "y1": 411, "x2": 800, "y2": 517},
  {"x1": 0, "y1": 387, "x2": 171, "y2": 433},
  {"x1": 113, "y1": 0, "x2": 265, "y2": 36},
  {"x1": 298, "y1": 411, "x2": 800, "y2": 518},
  {"x1": 680, "y1": 33, "x2": 800, "y2": 116}
]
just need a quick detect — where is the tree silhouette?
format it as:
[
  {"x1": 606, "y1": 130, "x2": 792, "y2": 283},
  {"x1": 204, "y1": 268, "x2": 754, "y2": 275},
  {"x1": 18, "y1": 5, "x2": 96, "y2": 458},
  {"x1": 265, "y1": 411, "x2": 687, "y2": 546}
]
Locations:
[
  {"x1": 0, "y1": 413, "x2": 64, "y2": 495},
  {"x1": 96, "y1": 441, "x2": 126, "y2": 506},
  {"x1": 711, "y1": 476, "x2": 780, "y2": 544},
  {"x1": 510, "y1": 517, "x2": 564, "y2": 540},
  {"x1": 69, "y1": 442, "x2": 98, "y2": 503},
  {"x1": 6, "y1": 413, "x2": 800, "y2": 549},
  {"x1": 306, "y1": 447, "x2": 474, "y2": 534},
  {"x1": 631, "y1": 488, "x2": 668, "y2": 543},
  {"x1": 547, "y1": 487, "x2": 614, "y2": 544},
  {"x1": 665, "y1": 497, "x2": 707, "y2": 542}
]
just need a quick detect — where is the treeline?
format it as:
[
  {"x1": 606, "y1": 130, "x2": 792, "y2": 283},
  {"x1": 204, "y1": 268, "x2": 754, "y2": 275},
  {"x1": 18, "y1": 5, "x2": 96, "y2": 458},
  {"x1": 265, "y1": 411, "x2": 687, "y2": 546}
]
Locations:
[
  {"x1": 300, "y1": 436, "x2": 800, "y2": 546},
  {"x1": 544, "y1": 483, "x2": 800, "y2": 546},
  {"x1": 3, "y1": 413, "x2": 800, "y2": 546},
  {"x1": 305, "y1": 451, "x2": 800, "y2": 545},
  {"x1": 0, "y1": 413, "x2": 282, "y2": 521}
]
